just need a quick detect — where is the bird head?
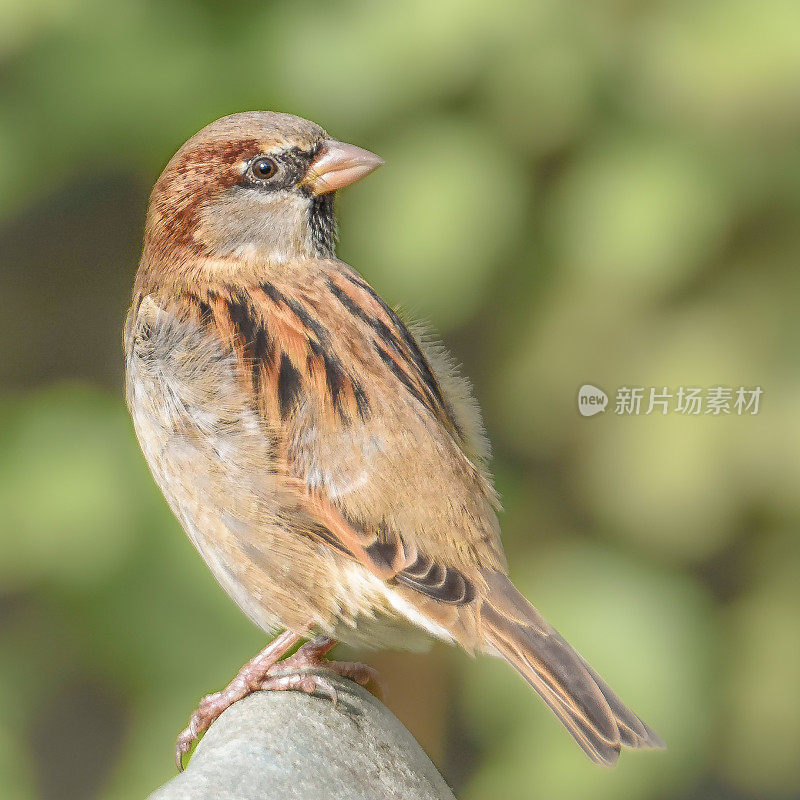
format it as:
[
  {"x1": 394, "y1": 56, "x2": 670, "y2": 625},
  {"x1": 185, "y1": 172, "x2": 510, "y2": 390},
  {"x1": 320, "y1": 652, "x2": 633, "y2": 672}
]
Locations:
[{"x1": 142, "y1": 111, "x2": 383, "y2": 270}]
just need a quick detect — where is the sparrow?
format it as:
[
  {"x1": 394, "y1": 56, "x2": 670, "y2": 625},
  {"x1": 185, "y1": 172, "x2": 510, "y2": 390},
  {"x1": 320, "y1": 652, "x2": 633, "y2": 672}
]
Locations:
[{"x1": 124, "y1": 111, "x2": 664, "y2": 770}]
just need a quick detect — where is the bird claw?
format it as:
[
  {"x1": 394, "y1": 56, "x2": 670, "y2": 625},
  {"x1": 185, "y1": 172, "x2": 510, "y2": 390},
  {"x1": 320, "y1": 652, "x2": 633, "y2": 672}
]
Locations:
[
  {"x1": 172, "y1": 633, "x2": 382, "y2": 771},
  {"x1": 175, "y1": 729, "x2": 194, "y2": 772},
  {"x1": 323, "y1": 660, "x2": 385, "y2": 700},
  {"x1": 311, "y1": 673, "x2": 339, "y2": 707},
  {"x1": 175, "y1": 694, "x2": 224, "y2": 770}
]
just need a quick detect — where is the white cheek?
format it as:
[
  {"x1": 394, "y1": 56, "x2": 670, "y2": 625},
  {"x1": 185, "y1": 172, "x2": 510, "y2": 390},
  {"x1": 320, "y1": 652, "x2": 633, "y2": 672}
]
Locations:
[{"x1": 199, "y1": 188, "x2": 313, "y2": 260}]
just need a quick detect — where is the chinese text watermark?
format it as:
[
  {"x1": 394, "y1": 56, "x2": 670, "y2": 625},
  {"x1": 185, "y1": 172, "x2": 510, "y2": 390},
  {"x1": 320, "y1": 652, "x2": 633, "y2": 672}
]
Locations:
[{"x1": 578, "y1": 385, "x2": 762, "y2": 417}]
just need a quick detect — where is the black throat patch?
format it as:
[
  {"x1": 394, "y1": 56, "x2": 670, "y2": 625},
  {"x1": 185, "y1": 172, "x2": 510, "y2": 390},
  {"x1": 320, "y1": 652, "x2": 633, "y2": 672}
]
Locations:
[{"x1": 309, "y1": 193, "x2": 337, "y2": 258}]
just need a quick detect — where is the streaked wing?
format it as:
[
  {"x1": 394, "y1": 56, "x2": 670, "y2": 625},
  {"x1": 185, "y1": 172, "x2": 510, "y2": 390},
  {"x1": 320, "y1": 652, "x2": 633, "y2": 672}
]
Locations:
[{"x1": 138, "y1": 262, "x2": 505, "y2": 608}]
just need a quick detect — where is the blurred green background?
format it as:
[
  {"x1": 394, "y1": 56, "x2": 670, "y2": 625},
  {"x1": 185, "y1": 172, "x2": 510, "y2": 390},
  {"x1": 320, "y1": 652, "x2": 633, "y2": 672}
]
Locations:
[{"x1": 1, "y1": 0, "x2": 799, "y2": 798}]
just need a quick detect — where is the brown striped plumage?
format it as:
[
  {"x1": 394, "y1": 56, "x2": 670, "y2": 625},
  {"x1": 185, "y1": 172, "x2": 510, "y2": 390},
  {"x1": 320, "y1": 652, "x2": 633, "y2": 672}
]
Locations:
[{"x1": 125, "y1": 112, "x2": 663, "y2": 767}]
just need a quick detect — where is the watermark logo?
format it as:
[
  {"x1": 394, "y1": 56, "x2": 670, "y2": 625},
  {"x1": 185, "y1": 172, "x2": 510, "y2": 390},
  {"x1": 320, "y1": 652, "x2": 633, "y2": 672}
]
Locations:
[
  {"x1": 579, "y1": 385, "x2": 763, "y2": 416},
  {"x1": 577, "y1": 384, "x2": 608, "y2": 416}
]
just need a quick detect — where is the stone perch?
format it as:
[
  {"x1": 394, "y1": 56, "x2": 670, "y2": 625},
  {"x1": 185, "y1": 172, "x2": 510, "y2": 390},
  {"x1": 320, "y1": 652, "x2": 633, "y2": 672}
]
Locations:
[{"x1": 146, "y1": 674, "x2": 457, "y2": 800}]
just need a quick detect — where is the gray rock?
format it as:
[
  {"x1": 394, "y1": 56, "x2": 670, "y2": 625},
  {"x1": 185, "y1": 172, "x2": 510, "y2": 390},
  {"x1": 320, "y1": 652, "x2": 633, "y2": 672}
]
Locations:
[{"x1": 147, "y1": 673, "x2": 457, "y2": 800}]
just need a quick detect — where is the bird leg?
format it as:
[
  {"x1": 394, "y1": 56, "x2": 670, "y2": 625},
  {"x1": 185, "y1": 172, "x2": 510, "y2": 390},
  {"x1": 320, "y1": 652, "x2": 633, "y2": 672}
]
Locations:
[
  {"x1": 175, "y1": 631, "x2": 383, "y2": 770},
  {"x1": 175, "y1": 628, "x2": 304, "y2": 769}
]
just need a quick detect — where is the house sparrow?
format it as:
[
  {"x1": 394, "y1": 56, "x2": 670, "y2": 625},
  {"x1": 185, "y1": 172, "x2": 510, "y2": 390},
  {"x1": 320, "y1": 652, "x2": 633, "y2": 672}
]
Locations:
[{"x1": 124, "y1": 111, "x2": 663, "y2": 770}]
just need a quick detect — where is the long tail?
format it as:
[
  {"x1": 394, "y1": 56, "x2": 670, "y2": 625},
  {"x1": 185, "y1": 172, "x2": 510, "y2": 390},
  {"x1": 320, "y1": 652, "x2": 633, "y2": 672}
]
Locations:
[{"x1": 478, "y1": 570, "x2": 664, "y2": 766}]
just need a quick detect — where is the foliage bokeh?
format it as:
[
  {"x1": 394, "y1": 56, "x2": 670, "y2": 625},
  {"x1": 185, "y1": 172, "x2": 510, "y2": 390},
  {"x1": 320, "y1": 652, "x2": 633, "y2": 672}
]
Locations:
[{"x1": 1, "y1": 1, "x2": 799, "y2": 798}]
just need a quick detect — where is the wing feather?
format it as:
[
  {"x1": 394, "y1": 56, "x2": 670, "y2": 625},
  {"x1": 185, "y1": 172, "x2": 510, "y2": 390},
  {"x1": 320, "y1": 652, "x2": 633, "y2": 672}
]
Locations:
[{"x1": 134, "y1": 267, "x2": 500, "y2": 613}]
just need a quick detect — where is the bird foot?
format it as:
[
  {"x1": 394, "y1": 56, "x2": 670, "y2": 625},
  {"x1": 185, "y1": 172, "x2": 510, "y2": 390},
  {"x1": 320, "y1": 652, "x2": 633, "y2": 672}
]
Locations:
[
  {"x1": 316, "y1": 659, "x2": 385, "y2": 699},
  {"x1": 175, "y1": 628, "x2": 306, "y2": 770},
  {"x1": 268, "y1": 636, "x2": 385, "y2": 698},
  {"x1": 174, "y1": 632, "x2": 382, "y2": 770}
]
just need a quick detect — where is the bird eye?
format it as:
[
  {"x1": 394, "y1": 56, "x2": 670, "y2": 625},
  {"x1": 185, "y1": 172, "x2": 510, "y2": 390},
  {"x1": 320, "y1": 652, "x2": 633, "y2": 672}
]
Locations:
[{"x1": 250, "y1": 157, "x2": 277, "y2": 180}]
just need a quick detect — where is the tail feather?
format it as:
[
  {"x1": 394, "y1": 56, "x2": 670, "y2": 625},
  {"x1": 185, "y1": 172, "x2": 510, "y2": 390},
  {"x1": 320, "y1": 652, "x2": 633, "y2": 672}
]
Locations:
[
  {"x1": 479, "y1": 571, "x2": 664, "y2": 766},
  {"x1": 575, "y1": 654, "x2": 665, "y2": 750}
]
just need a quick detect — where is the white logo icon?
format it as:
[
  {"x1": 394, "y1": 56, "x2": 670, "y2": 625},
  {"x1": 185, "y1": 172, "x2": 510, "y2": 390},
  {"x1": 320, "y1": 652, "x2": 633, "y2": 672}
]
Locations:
[{"x1": 578, "y1": 384, "x2": 608, "y2": 417}]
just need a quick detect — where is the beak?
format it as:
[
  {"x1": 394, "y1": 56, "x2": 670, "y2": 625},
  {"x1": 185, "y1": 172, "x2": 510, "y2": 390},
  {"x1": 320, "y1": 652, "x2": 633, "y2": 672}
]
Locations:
[{"x1": 302, "y1": 140, "x2": 384, "y2": 195}]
